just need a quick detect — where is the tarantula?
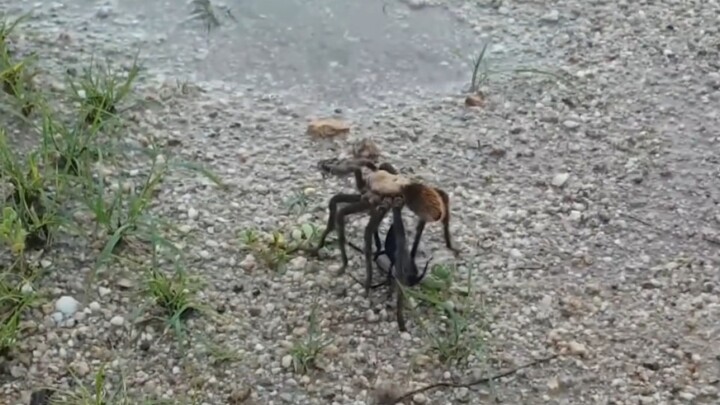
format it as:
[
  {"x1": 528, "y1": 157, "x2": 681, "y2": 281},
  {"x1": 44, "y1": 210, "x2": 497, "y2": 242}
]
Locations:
[{"x1": 311, "y1": 157, "x2": 457, "y2": 296}]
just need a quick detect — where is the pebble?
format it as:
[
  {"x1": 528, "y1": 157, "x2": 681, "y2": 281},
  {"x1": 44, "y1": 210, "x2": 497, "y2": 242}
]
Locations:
[
  {"x1": 55, "y1": 296, "x2": 80, "y2": 317},
  {"x1": 562, "y1": 119, "x2": 580, "y2": 129},
  {"x1": 413, "y1": 393, "x2": 428, "y2": 403},
  {"x1": 540, "y1": 9, "x2": 560, "y2": 23},
  {"x1": 110, "y1": 315, "x2": 125, "y2": 326},
  {"x1": 551, "y1": 173, "x2": 570, "y2": 187}
]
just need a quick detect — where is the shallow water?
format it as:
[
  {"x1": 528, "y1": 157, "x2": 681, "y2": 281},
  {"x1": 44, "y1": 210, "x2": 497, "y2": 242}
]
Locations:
[{"x1": 111, "y1": 0, "x2": 520, "y2": 106}]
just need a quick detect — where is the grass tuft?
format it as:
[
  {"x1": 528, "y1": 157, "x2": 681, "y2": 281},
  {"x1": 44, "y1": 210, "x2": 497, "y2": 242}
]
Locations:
[
  {"x1": 290, "y1": 302, "x2": 333, "y2": 374},
  {"x1": 66, "y1": 53, "x2": 140, "y2": 125},
  {"x1": 402, "y1": 263, "x2": 488, "y2": 366}
]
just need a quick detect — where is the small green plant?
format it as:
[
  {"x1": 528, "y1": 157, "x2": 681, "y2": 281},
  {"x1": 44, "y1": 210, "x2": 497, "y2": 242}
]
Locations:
[
  {"x1": 284, "y1": 190, "x2": 310, "y2": 215},
  {"x1": 0, "y1": 207, "x2": 29, "y2": 270},
  {"x1": 0, "y1": 274, "x2": 37, "y2": 355},
  {"x1": 288, "y1": 223, "x2": 321, "y2": 251},
  {"x1": 143, "y1": 265, "x2": 201, "y2": 342},
  {"x1": 240, "y1": 223, "x2": 321, "y2": 273},
  {"x1": 40, "y1": 111, "x2": 101, "y2": 176},
  {"x1": 0, "y1": 131, "x2": 56, "y2": 249},
  {"x1": 51, "y1": 363, "x2": 178, "y2": 405},
  {"x1": 290, "y1": 303, "x2": 333, "y2": 374},
  {"x1": 0, "y1": 53, "x2": 39, "y2": 116},
  {"x1": 406, "y1": 264, "x2": 486, "y2": 366},
  {"x1": 67, "y1": 53, "x2": 140, "y2": 125},
  {"x1": 197, "y1": 337, "x2": 242, "y2": 366},
  {"x1": 240, "y1": 228, "x2": 288, "y2": 272},
  {"x1": 457, "y1": 41, "x2": 571, "y2": 94},
  {"x1": 83, "y1": 153, "x2": 168, "y2": 262},
  {"x1": 467, "y1": 42, "x2": 489, "y2": 93},
  {"x1": 0, "y1": 12, "x2": 30, "y2": 46},
  {"x1": 418, "y1": 263, "x2": 456, "y2": 303}
]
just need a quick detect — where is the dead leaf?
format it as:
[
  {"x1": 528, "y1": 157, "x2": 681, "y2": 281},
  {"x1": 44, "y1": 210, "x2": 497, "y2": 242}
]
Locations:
[{"x1": 307, "y1": 118, "x2": 350, "y2": 139}]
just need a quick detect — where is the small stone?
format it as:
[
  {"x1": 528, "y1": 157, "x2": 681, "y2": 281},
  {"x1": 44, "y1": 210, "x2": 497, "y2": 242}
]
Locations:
[
  {"x1": 567, "y1": 341, "x2": 588, "y2": 357},
  {"x1": 116, "y1": 278, "x2": 134, "y2": 289},
  {"x1": 95, "y1": 5, "x2": 112, "y2": 19},
  {"x1": 40, "y1": 259, "x2": 52, "y2": 268},
  {"x1": 51, "y1": 312, "x2": 64, "y2": 324},
  {"x1": 20, "y1": 283, "x2": 34, "y2": 295},
  {"x1": 98, "y1": 286, "x2": 111, "y2": 297},
  {"x1": 72, "y1": 360, "x2": 90, "y2": 377},
  {"x1": 306, "y1": 118, "x2": 350, "y2": 138},
  {"x1": 455, "y1": 387, "x2": 470, "y2": 401},
  {"x1": 365, "y1": 310, "x2": 379, "y2": 323},
  {"x1": 562, "y1": 120, "x2": 579, "y2": 129},
  {"x1": 282, "y1": 355, "x2": 293, "y2": 369},
  {"x1": 240, "y1": 254, "x2": 257, "y2": 271},
  {"x1": 228, "y1": 387, "x2": 252, "y2": 404},
  {"x1": 109, "y1": 316, "x2": 125, "y2": 326},
  {"x1": 55, "y1": 296, "x2": 80, "y2": 316},
  {"x1": 400, "y1": 332, "x2": 412, "y2": 341},
  {"x1": 551, "y1": 173, "x2": 570, "y2": 188},
  {"x1": 540, "y1": 9, "x2": 560, "y2": 23},
  {"x1": 89, "y1": 301, "x2": 101, "y2": 311},
  {"x1": 288, "y1": 256, "x2": 307, "y2": 271},
  {"x1": 412, "y1": 393, "x2": 428, "y2": 403},
  {"x1": 568, "y1": 210, "x2": 582, "y2": 221},
  {"x1": 10, "y1": 365, "x2": 26, "y2": 378},
  {"x1": 188, "y1": 207, "x2": 199, "y2": 220},
  {"x1": 547, "y1": 376, "x2": 560, "y2": 392}
]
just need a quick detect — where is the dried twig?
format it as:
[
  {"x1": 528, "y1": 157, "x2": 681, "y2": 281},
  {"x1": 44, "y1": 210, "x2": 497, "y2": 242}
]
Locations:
[
  {"x1": 620, "y1": 212, "x2": 656, "y2": 229},
  {"x1": 387, "y1": 353, "x2": 559, "y2": 404}
]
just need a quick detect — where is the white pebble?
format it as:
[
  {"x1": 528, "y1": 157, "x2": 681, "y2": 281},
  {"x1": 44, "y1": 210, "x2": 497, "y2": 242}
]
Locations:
[
  {"x1": 20, "y1": 283, "x2": 34, "y2": 295},
  {"x1": 51, "y1": 312, "x2": 64, "y2": 324},
  {"x1": 55, "y1": 296, "x2": 80, "y2": 316},
  {"x1": 109, "y1": 315, "x2": 125, "y2": 326},
  {"x1": 551, "y1": 173, "x2": 570, "y2": 188}
]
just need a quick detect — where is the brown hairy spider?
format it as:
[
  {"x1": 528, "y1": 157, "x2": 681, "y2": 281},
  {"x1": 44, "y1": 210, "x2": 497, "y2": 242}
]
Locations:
[{"x1": 312, "y1": 157, "x2": 458, "y2": 296}]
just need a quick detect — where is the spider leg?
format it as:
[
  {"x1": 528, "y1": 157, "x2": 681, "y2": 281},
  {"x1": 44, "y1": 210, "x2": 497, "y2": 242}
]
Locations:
[
  {"x1": 335, "y1": 199, "x2": 373, "y2": 275},
  {"x1": 309, "y1": 193, "x2": 362, "y2": 257},
  {"x1": 394, "y1": 278, "x2": 407, "y2": 332},
  {"x1": 435, "y1": 188, "x2": 461, "y2": 256},
  {"x1": 362, "y1": 205, "x2": 389, "y2": 297},
  {"x1": 410, "y1": 219, "x2": 427, "y2": 259}
]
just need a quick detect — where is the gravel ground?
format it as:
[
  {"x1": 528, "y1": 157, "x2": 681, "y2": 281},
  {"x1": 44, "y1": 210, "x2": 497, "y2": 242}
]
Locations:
[{"x1": 2, "y1": 0, "x2": 720, "y2": 404}]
